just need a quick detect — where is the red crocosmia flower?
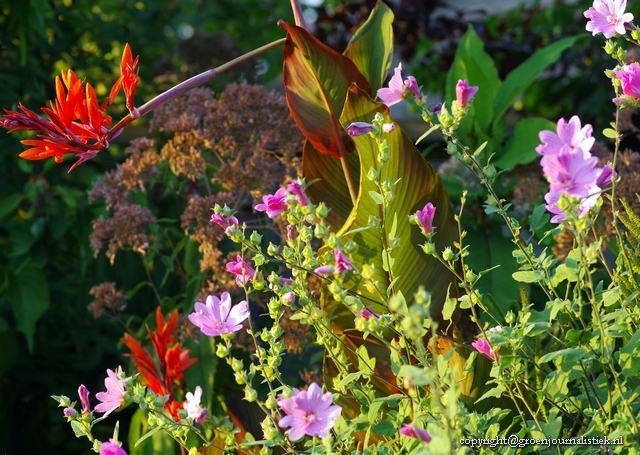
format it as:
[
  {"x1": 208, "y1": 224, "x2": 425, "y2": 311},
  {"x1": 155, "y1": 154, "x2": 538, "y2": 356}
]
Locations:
[
  {"x1": 109, "y1": 43, "x2": 140, "y2": 114},
  {"x1": 122, "y1": 308, "x2": 197, "y2": 419}
]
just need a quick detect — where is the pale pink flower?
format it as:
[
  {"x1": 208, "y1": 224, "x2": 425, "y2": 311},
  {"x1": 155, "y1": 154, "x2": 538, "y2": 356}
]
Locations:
[
  {"x1": 277, "y1": 382, "x2": 342, "y2": 441},
  {"x1": 615, "y1": 63, "x2": 640, "y2": 101},
  {"x1": 78, "y1": 384, "x2": 91, "y2": 413},
  {"x1": 287, "y1": 180, "x2": 309, "y2": 207},
  {"x1": 541, "y1": 152, "x2": 601, "y2": 198},
  {"x1": 255, "y1": 187, "x2": 287, "y2": 218},
  {"x1": 314, "y1": 265, "x2": 334, "y2": 275},
  {"x1": 334, "y1": 249, "x2": 352, "y2": 274},
  {"x1": 183, "y1": 386, "x2": 207, "y2": 423},
  {"x1": 94, "y1": 367, "x2": 125, "y2": 416},
  {"x1": 188, "y1": 292, "x2": 249, "y2": 337},
  {"x1": 415, "y1": 203, "x2": 436, "y2": 234},
  {"x1": 472, "y1": 338, "x2": 496, "y2": 361},
  {"x1": 100, "y1": 439, "x2": 127, "y2": 455},
  {"x1": 455, "y1": 80, "x2": 479, "y2": 108},
  {"x1": 399, "y1": 423, "x2": 432, "y2": 443},
  {"x1": 377, "y1": 63, "x2": 423, "y2": 107},
  {"x1": 226, "y1": 255, "x2": 256, "y2": 286},
  {"x1": 63, "y1": 407, "x2": 77, "y2": 418},
  {"x1": 536, "y1": 116, "x2": 595, "y2": 157},
  {"x1": 347, "y1": 122, "x2": 374, "y2": 136},
  {"x1": 584, "y1": 0, "x2": 633, "y2": 39}
]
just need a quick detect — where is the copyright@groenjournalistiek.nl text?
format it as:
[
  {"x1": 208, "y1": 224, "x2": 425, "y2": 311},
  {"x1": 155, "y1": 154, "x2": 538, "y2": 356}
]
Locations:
[{"x1": 459, "y1": 435, "x2": 624, "y2": 449}]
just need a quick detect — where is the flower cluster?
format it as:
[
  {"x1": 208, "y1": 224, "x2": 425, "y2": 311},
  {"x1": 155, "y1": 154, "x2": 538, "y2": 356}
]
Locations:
[
  {"x1": 377, "y1": 63, "x2": 423, "y2": 107},
  {"x1": 536, "y1": 116, "x2": 613, "y2": 222},
  {"x1": 1, "y1": 44, "x2": 139, "y2": 170}
]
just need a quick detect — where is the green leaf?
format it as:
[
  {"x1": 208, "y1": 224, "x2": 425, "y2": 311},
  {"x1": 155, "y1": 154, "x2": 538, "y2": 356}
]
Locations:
[
  {"x1": 6, "y1": 262, "x2": 50, "y2": 352},
  {"x1": 538, "y1": 347, "x2": 588, "y2": 364},
  {"x1": 0, "y1": 194, "x2": 23, "y2": 219},
  {"x1": 445, "y1": 27, "x2": 500, "y2": 134},
  {"x1": 128, "y1": 407, "x2": 177, "y2": 455},
  {"x1": 372, "y1": 419, "x2": 397, "y2": 436},
  {"x1": 337, "y1": 85, "x2": 459, "y2": 316},
  {"x1": 343, "y1": 1, "x2": 394, "y2": 92},
  {"x1": 512, "y1": 270, "x2": 545, "y2": 283},
  {"x1": 602, "y1": 128, "x2": 618, "y2": 139},
  {"x1": 617, "y1": 329, "x2": 640, "y2": 378},
  {"x1": 493, "y1": 36, "x2": 577, "y2": 123},
  {"x1": 303, "y1": 141, "x2": 360, "y2": 230},
  {"x1": 279, "y1": 21, "x2": 370, "y2": 158},
  {"x1": 493, "y1": 118, "x2": 556, "y2": 170}
]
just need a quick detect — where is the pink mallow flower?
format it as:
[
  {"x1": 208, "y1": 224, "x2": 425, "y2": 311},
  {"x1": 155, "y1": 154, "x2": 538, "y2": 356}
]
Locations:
[
  {"x1": 544, "y1": 188, "x2": 601, "y2": 223},
  {"x1": 210, "y1": 212, "x2": 239, "y2": 231},
  {"x1": 94, "y1": 367, "x2": 125, "y2": 416},
  {"x1": 334, "y1": 249, "x2": 352, "y2": 274},
  {"x1": 455, "y1": 80, "x2": 479, "y2": 109},
  {"x1": 255, "y1": 188, "x2": 287, "y2": 218},
  {"x1": 584, "y1": 0, "x2": 634, "y2": 39},
  {"x1": 399, "y1": 423, "x2": 432, "y2": 443},
  {"x1": 415, "y1": 203, "x2": 436, "y2": 234},
  {"x1": 615, "y1": 63, "x2": 640, "y2": 101},
  {"x1": 183, "y1": 386, "x2": 208, "y2": 423},
  {"x1": 226, "y1": 255, "x2": 257, "y2": 286},
  {"x1": 541, "y1": 151, "x2": 601, "y2": 198},
  {"x1": 287, "y1": 179, "x2": 309, "y2": 207},
  {"x1": 188, "y1": 292, "x2": 249, "y2": 337},
  {"x1": 536, "y1": 116, "x2": 595, "y2": 158},
  {"x1": 277, "y1": 382, "x2": 342, "y2": 441},
  {"x1": 78, "y1": 384, "x2": 91, "y2": 413},
  {"x1": 100, "y1": 439, "x2": 127, "y2": 455},
  {"x1": 471, "y1": 338, "x2": 496, "y2": 361},
  {"x1": 377, "y1": 63, "x2": 422, "y2": 107}
]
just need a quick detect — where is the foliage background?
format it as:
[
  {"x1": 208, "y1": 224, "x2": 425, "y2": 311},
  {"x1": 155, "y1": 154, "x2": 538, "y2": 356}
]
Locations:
[{"x1": 0, "y1": 0, "x2": 634, "y2": 453}]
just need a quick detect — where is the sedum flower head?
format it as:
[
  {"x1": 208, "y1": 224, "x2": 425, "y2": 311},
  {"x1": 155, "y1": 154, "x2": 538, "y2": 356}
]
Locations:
[
  {"x1": 584, "y1": 0, "x2": 633, "y2": 39},
  {"x1": 94, "y1": 366, "x2": 125, "y2": 416},
  {"x1": 277, "y1": 382, "x2": 342, "y2": 441},
  {"x1": 188, "y1": 292, "x2": 249, "y2": 337}
]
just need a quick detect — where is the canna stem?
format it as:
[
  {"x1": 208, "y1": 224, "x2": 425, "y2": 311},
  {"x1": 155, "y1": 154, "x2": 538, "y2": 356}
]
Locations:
[
  {"x1": 106, "y1": 38, "x2": 286, "y2": 142},
  {"x1": 289, "y1": 0, "x2": 307, "y2": 30}
]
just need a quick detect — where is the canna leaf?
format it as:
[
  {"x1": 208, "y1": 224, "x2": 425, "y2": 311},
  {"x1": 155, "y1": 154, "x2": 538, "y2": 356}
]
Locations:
[{"x1": 279, "y1": 21, "x2": 371, "y2": 158}]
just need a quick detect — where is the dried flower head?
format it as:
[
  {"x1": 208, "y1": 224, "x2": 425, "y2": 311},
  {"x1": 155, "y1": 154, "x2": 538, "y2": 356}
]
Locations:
[{"x1": 88, "y1": 282, "x2": 128, "y2": 318}]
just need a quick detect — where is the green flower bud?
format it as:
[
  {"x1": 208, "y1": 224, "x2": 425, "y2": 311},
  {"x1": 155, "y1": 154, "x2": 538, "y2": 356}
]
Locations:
[
  {"x1": 230, "y1": 358, "x2": 244, "y2": 372},
  {"x1": 316, "y1": 203, "x2": 330, "y2": 219},
  {"x1": 442, "y1": 247, "x2": 455, "y2": 261},
  {"x1": 216, "y1": 343, "x2": 229, "y2": 358},
  {"x1": 250, "y1": 231, "x2": 262, "y2": 245},
  {"x1": 267, "y1": 242, "x2": 279, "y2": 256}
]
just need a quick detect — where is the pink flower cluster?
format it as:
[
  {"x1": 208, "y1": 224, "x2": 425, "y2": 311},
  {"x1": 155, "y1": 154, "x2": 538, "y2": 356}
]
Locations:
[{"x1": 536, "y1": 116, "x2": 613, "y2": 223}]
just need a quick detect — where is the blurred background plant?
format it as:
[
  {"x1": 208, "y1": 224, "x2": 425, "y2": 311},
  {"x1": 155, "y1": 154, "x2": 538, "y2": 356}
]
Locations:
[{"x1": 2, "y1": 0, "x2": 638, "y2": 453}]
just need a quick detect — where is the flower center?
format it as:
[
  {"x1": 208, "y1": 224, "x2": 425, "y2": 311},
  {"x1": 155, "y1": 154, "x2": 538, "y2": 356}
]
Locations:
[
  {"x1": 607, "y1": 14, "x2": 619, "y2": 25},
  {"x1": 304, "y1": 411, "x2": 317, "y2": 424}
]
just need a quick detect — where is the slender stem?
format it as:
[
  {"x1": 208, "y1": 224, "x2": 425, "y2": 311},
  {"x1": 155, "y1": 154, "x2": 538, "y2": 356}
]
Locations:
[
  {"x1": 105, "y1": 38, "x2": 286, "y2": 142},
  {"x1": 289, "y1": 0, "x2": 307, "y2": 29}
]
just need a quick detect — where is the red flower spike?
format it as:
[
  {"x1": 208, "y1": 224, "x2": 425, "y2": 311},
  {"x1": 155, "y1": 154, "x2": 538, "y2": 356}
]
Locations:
[
  {"x1": 122, "y1": 308, "x2": 197, "y2": 420},
  {"x1": 109, "y1": 43, "x2": 140, "y2": 113}
]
